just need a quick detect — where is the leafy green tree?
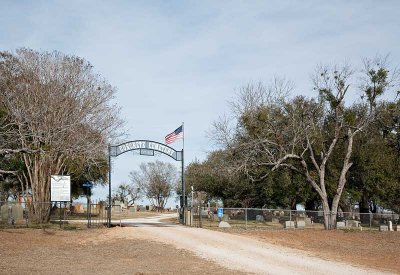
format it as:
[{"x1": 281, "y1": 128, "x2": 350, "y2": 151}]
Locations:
[
  {"x1": 212, "y1": 57, "x2": 398, "y2": 229},
  {"x1": 186, "y1": 151, "x2": 313, "y2": 209},
  {"x1": 347, "y1": 102, "x2": 400, "y2": 214}
]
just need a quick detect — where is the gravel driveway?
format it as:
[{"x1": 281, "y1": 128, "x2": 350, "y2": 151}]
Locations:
[{"x1": 107, "y1": 214, "x2": 391, "y2": 275}]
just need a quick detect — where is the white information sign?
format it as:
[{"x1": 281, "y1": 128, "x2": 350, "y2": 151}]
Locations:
[{"x1": 51, "y1": 175, "x2": 71, "y2": 202}]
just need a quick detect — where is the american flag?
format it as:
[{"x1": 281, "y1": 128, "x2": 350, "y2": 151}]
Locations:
[{"x1": 165, "y1": 125, "x2": 184, "y2": 144}]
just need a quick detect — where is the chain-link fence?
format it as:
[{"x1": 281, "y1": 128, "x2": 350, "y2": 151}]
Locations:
[
  {"x1": 0, "y1": 201, "x2": 69, "y2": 228},
  {"x1": 0, "y1": 201, "x2": 112, "y2": 228},
  {"x1": 191, "y1": 207, "x2": 399, "y2": 230},
  {"x1": 0, "y1": 200, "x2": 174, "y2": 228}
]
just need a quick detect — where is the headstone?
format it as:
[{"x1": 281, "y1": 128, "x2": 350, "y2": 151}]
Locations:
[
  {"x1": 218, "y1": 221, "x2": 231, "y2": 228},
  {"x1": 379, "y1": 225, "x2": 389, "y2": 231},
  {"x1": 296, "y1": 221, "x2": 306, "y2": 228},
  {"x1": 128, "y1": 206, "x2": 136, "y2": 213},
  {"x1": 112, "y1": 206, "x2": 121, "y2": 213},
  {"x1": 256, "y1": 215, "x2": 264, "y2": 222},
  {"x1": 345, "y1": 220, "x2": 360, "y2": 228},
  {"x1": 305, "y1": 217, "x2": 312, "y2": 225},
  {"x1": 11, "y1": 204, "x2": 24, "y2": 223},
  {"x1": 336, "y1": 221, "x2": 346, "y2": 228},
  {"x1": 1, "y1": 205, "x2": 9, "y2": 221},
  {"x1": 388, "y1": 221, "x2": 393, "y2": 231},
  {"x1": 395, "y1": 225, "x2": 400, "y2": 232},
  {"x1": 271, "y1": 218, "x2": 280, "y2": 224},
  {"x1": 372, "y1": 220, "x2": 380, "y2": 226},
  {"x1": 0, "y1": 204, "x2": 11, "y2": 222},
  {"x1": 285, "y1": 221, "x2": 295, "y2": 229}
]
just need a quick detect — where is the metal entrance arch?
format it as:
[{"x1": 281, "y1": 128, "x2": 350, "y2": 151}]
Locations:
[{"x1": 107, "y1": 140, "x2": 185, "y2": 227}]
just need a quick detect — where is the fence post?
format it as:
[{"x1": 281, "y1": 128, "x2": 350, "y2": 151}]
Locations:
[
  {"x1": 199, "y1": 206, "x2": 202, "y2": 228},
  {"x1": 245, "y1": 208, "x2": 248, "y2": 230},
  {"x1": 25, "y1": 203, "x2": 28, "y2": 228},
  {"x1": 369, "y1": 212, "x2": 372, "y2": 229}
]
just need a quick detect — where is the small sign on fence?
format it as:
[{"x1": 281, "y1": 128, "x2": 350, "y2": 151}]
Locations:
[
  {"x1": 82, "y1": 183, "x2": 94, "y2": 188},
  {"x1": 217, "y1": 208, "x2": 223, "y2": 218}
]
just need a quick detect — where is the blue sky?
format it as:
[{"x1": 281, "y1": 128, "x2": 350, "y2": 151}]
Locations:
[{"x1": 1, "y1": 1, "x2": 399, "y2": 203}]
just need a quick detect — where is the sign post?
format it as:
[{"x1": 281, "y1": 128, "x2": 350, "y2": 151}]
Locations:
[
  {"x1": 50, "y1": 175, "x2": 71, "y2": 227},
  {"x1": 83, "y1": 182, "x2": 94, "y2": 228}
]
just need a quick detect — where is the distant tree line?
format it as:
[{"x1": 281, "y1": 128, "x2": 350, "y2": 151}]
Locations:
[{"x1": 185, "y1": 56, "x2": 400, "y2": 229}]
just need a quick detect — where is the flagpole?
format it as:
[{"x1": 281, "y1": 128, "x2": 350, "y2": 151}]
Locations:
[{"x1": 181, "y1": 122, "x2": 185, "y2": 225}]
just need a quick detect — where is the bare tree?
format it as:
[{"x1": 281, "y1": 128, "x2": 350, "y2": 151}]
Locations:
[
  {"x1": 130, "y1": 161, "x2": 178, "y2": 211},
  {"x1": 213, "y1": 58, "x2": 398, "y2": 229},
  {"x1": 111, "y1": 183, "x2": 140, "y2": 206},
  {"x1": 0, "y1": 48, "x2": 124, "y2": 222}
]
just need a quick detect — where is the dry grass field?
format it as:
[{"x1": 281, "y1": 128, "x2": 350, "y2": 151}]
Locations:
[{"x1": 0, "y1": 228, "x2": 239, "y2": 275}]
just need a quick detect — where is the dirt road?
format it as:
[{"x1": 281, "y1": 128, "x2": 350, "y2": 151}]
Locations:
[
  {"x1": 1, "y1": 214, "x2": 394, "y2": 274},
  {"x1": 110, "y1": 214, "x2": 391, "y2": 275}
]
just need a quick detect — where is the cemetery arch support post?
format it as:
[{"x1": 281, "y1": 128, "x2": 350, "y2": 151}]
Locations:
[{"x1": 107, "y1": 140, "x2": 185, "y2": 227}]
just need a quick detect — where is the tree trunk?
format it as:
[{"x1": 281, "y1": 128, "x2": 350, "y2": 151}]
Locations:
[
  {"x1": 24, "y1": 153, "x2": 64, "y2": 223},
  {"x1": 330, "y1": 130, "x2": 354, "y2": 229},
  {"x1": 359, "y1": 193, "x2": 371, "y2": 223},
  {"x1": 321, "y1": 198, "x2": 332, "y2": 229},
  {"x1": 339, "y1": 200, "x2": 353, "y2": 220}
]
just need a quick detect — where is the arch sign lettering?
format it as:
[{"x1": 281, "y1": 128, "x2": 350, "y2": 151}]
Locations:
[
  {"x1": 110, "y1": 140, "x2": 182, "y2": 161},
  {"x1": 107, "y1": 140, "x2": 184, "y2": 227}
]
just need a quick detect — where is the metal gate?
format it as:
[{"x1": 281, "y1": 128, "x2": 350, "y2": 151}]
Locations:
[
  {"x1": 191, "y1": 191, "x2": 208, "y2": 228},
  {"x1": 87, "y1": 203, "x2": 107, "y2": 227}
]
